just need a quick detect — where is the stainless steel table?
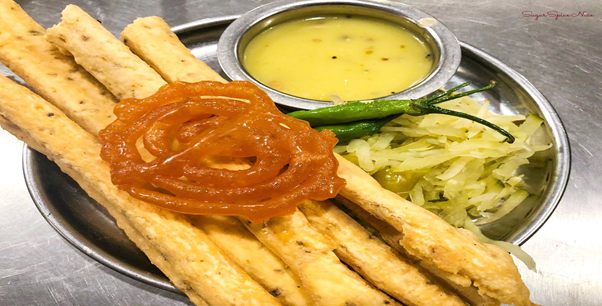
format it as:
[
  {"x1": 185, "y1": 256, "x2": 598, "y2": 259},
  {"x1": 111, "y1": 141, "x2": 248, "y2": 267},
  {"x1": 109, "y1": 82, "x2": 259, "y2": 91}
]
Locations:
[{"x1": 1, "y1": 1, "x2": 600, "y2": 305}]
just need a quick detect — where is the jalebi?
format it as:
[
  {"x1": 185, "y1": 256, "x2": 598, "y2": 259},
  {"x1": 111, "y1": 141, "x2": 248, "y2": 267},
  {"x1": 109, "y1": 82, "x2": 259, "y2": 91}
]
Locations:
[{"x1": 99, "y1": 81, "x2": 345, "y2": 222}]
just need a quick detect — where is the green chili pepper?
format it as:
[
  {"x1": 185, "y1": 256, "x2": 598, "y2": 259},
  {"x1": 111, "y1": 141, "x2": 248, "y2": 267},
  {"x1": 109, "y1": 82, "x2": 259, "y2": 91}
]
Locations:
[
  {"x1": 314, "y1": 115, "x2": 398, "y2": 144},
  {"x1": 289, "y1": 82, "x2": 515, "y2": 143}
]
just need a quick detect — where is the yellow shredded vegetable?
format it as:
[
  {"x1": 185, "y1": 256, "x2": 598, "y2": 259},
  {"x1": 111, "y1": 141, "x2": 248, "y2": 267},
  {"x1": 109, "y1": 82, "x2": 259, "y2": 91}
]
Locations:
[{"x1": 334, "y1": 95, "x2": 550, "y2": 269}]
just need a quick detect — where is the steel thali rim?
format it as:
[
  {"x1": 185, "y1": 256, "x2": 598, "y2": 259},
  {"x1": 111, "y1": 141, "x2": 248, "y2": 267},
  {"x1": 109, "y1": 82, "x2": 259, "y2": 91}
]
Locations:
[{"x1": 23, "y1": 15, "x2": 570, "y2": 292}]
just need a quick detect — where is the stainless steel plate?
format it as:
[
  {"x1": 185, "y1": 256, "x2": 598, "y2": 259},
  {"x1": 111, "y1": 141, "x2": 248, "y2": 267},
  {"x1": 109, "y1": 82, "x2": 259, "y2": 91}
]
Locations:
[{"x1": 23, "y1": 15, "x2": 570, "y2": 293}]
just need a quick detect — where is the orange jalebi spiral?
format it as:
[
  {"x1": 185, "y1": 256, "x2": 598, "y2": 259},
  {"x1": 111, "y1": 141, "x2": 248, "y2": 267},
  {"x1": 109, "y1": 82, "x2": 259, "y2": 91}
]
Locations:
[{"x1": 99, "y1": 81, "x2": 345, "y2": 222}]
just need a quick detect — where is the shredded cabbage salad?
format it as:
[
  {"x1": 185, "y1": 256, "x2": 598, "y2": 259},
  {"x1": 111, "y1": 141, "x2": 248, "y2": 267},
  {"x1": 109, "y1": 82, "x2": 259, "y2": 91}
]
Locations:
[{"x1": 334, "y1": 95, "x2": 550, "y2": 269}]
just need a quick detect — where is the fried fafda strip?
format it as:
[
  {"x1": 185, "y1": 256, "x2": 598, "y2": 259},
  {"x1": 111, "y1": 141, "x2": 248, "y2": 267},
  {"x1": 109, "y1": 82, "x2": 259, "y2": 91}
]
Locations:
[
  {"x1": 0, "y1": 74, "x2": 281, "y2": 306},
  {"x1": 335, "y1": 155, "x2": 538, "y2": 306},
  {"x1": 45, "y1": 9, "x2": 311, "y2": 305},
  {"x1": 242, "y1": 209, "x2": 399, "y2": 306},
  {"x1": 338, "y1": 197, "x2": 499, "y2": 306},
  {"x1": 0, "y1": 0, "x2": 116, "y2": 136},
  {"x1": 121, "y1": 16, "x2": 226, "y2": 83},
  {"x1": 298, "y1": 200, "x2": 466, "y2": 306},
  {"x1": 46, "y1": 5, "x2": 167, "y2": 99},
  {"x1": 0, "y1": 115, "x2": 45, "y2": 153},
  {"x1": 191, "y1": 216, "x2": 313, "y2": 306}
]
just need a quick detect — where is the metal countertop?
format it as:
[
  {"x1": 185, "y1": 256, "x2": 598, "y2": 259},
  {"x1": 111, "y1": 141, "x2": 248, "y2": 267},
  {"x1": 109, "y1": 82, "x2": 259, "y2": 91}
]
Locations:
[{"x1": 1, "y1": 0, "x2": 600, "y2": 305}]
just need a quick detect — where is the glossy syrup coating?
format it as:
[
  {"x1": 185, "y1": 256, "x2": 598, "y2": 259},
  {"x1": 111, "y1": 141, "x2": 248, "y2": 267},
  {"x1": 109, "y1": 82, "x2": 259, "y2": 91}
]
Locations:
[{"x1": 100, "y1": 81, "x2": 345, "y2": 222}]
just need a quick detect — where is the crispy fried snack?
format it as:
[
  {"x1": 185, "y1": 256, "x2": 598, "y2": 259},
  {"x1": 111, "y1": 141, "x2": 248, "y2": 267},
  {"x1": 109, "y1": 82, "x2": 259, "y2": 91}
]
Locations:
[
  {"x1": 46, "y1": 5, "x2": 167, "y2": 99},
  {"x1": 299, "y1": 200, "x2": 466, "y2": 306},
  {"x1": 122, "y1": 16, "x2": 227, "y2": 83},
  {"x1": 0, "y1": 115, "x2": 45, "y2": 153},
  {"x1": 0, "y1": 0, "x2": 116, "y2": 136},
  {"x1": 338, "y1": 196, "x2": 500, "y2": 306},
  {"x1": 0, "y1": 74, "x2": 281, "y2": 306},
  {"x1": 99, "y1": 80, "x2": 345, "y2": 222},
  {"x1": 336, "y1": 155, "x2": 538, "y2": 306},
  {"x1": 191, "y1": 216, "x2": 313, "y2": 306},
  {"x1": 242, "y1": 209, "x2": 398, "y2": 306}
]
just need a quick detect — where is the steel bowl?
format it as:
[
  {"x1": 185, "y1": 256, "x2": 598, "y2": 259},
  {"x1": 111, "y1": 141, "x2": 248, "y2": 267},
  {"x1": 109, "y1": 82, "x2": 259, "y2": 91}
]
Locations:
[{"x1": 218, "y1": 0, "x2": 461, "y2": 110}]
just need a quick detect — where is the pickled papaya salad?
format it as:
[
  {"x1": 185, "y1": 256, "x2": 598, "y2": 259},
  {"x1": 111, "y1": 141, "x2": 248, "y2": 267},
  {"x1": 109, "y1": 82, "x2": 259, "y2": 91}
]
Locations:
[{"x1": 290, "y1": 82, "x2": 551, "y2": 269}]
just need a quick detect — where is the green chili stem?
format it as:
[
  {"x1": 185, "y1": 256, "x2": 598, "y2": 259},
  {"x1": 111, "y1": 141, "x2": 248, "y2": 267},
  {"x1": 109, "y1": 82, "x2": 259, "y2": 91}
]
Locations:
[
  {"x1": 425, "y1": 82, "x2": 471, "y2": 104},
  {"x1": 416, "y1": 81, "x2": 514, "y2": 143},
  {"x1": 420, "y1": 104, "x2": 515, "y2": 143},
  {"x1": 428, "y1": 82, "x2": 496, "y2": 105}
]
